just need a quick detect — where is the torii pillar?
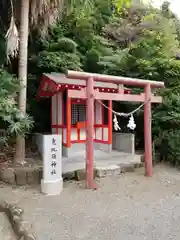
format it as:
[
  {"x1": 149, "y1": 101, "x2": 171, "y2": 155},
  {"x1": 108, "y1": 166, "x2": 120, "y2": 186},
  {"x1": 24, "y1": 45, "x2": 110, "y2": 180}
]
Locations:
[
  {"x1": 144, "y1": 84, "x2": 152, "y2": 177},
  {"x1": 86, "y1": 77, "x2": 95, "y2": 189}
]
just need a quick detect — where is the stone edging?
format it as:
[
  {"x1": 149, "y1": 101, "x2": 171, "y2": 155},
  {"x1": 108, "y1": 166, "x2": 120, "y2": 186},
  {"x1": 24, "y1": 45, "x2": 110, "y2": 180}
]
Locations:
[
  {"x1": 65, "y1": 162, "x2": 144, "y2": 181},
  {"x1": 0, "y1": 162, "x2": 145, "y2": 185},
  {"x1": 0, "y1": 201, "x2": 36, "y2": 240},
  {"x1": 0, "y1": 167, "x2": 42, "y2": 185}
]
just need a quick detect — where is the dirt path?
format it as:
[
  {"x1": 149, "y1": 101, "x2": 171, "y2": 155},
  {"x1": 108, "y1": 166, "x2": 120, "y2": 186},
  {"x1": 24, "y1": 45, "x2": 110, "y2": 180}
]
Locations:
[{"x1": 1, "y1": 164, "x2": 180, "y2": 240}]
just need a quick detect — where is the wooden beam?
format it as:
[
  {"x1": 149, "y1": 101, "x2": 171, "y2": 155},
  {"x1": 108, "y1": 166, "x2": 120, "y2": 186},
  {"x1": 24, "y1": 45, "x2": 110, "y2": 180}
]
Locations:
[
  {"x1": 68, "y1": 89, "x2": 163, "y2": 103},
  {"x1": 67, "y1": 70, "x2": 165, "y2": 88},
  {"x1": 94, "y1": 92, "x2": 145, "y2": 102},
  {"x1": 141, "y1": 94, "x2": 162, "y2": 103},
  {"x1": 68, "y1": 88, "x2": 86, "y2": 99}
]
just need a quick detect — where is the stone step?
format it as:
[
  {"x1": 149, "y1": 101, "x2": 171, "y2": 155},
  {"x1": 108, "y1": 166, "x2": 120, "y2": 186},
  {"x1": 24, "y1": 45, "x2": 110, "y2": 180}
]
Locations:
[
  {"x1": 62, "y1": 152, "x2": 142, "y2": 174},
  {"x1": 63, "y1": 159, "x2": 144, "y2": 181},
  {"x1": 0, "y1": 212, "x2": 16, "y2": 240},
  {"x1": 95, "y1": 153, "x2": 142, "y2": 164},
  {"x1": 63, "y1": 150, "x2": 142, "y2": 163}
]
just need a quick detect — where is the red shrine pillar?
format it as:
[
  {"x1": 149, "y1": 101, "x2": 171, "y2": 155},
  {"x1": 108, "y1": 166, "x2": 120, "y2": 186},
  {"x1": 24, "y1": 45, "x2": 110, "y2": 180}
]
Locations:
[
  {"x1": 108, "y1": 100, "x2": 113, "y2": 144},
  {"x1": 144, "y1": 84, "x2": 152, "y2": 177},
  {"x1": 67, "y1": 97, "x2": 71, "y2": 148},
  {"x1": 86, "y1": 77, "x2": 96, "y2": 189}
]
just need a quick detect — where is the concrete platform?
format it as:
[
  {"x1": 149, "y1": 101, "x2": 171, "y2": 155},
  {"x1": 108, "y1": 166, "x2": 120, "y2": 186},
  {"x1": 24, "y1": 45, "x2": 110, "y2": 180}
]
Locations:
[{"x1": 62, "y1": 150, "x2": 143, "y2": 179}]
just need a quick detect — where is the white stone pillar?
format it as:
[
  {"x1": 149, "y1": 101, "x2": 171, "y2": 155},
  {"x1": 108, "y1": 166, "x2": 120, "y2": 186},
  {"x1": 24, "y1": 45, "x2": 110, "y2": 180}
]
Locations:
[{"x1": 41, "y1": 134, "x2": 63, "y2": 195}]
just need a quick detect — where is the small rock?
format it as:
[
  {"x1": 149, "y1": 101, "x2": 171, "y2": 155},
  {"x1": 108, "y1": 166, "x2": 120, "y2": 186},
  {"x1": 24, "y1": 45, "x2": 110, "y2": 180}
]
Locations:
[
  {"x1": 20, "y1": 232, "x2": 36, "y2": 240},
  {"x1": 63, "y1": 171, "x2": 75, "y2": 181},
  {"x1": 13, "y1": 214, "x2": 22, "y2": 225},
  {"x1": 134, "y1": 162, "x2": 144, "y2": 168},
  {"x1": 75, "y1": 169, "x2": 86, "y2": 181},
  {"x1": 18, "y1": 220, "x2": 32, "y2": 233},
  {"x1": 75, "y1": 169, "x2": 97, "y2": 181},
  {"x1": 11, "y1": 206, "x2": 23, "y2": 217},
  {"x1": 120, "y1": 163, "x2": 135, "y2": 173},
  {"x1": 96, "y1": 165, "x2": 121, "y2": 178}
]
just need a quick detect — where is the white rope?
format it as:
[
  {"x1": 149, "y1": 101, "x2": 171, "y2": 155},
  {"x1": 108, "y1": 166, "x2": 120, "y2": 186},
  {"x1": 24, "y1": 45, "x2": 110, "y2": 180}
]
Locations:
[
  {"x1": 98, "y1": 99, "x2": 150, "y2": 117},
  {"x1": 98, "y1": 99, "x2": 150, "y2": 131}
]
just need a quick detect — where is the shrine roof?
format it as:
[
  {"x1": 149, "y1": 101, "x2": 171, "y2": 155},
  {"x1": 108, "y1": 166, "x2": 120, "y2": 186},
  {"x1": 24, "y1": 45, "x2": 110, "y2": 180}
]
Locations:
[
  {"x1": 44, "y1": 72, "x2": 118, "y2": 89},
  {"x1": 37, "y1": 72, "x2": 131, "y2": 99}
]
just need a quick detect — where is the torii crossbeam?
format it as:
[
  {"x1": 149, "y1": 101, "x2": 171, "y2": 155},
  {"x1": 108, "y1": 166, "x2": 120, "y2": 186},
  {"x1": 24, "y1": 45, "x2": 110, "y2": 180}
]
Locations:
[{"x1": 67, "y1": 70, "x2": 164, "y2": 189}]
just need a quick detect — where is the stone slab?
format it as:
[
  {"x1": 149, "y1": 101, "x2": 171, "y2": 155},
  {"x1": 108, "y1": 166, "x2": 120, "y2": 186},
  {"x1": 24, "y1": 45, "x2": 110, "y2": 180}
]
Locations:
[
  {"x1": 62, "y1": 151, "x2": 142, "y2": 175},
  {"x1": 96, "y1": 165, "x2": 121, "y2": 178},
  {"x1": 119, "y1": 163, "x2": 135, "y2": 173}
]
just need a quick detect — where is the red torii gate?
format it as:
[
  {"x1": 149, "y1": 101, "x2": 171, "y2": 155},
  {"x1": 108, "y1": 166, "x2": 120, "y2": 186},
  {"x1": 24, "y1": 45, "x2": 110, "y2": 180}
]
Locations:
[{"x1": 67, "y1": 70, "x2": 164, "y2": 189}]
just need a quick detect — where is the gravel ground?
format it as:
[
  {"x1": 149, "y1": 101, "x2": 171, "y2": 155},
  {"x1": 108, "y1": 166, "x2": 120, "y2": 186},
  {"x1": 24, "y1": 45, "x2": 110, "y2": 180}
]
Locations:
[{"x1": 1, "y1": 164, "x2": 180, "y2": 240}]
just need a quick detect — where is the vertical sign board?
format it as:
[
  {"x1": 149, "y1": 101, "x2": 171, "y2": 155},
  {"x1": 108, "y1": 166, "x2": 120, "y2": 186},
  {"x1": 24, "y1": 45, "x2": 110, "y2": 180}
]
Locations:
[{"x1": 41, "y1": 134, "x2": 63, "y2": 195}]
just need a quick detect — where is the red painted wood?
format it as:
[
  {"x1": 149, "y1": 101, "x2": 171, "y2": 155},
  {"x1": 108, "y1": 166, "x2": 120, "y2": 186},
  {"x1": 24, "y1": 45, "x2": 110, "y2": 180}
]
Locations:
[
  {"x1": 94, "y1": 124, "x2": 108, "y2": 127},
  {"x1": 77, "y1": 128, "x2": 80, "y2": 141},
  {"x1": 67, "y1": 71, "x2": 165, "y2": 88},
  {"x1": 94, "y1": 140, "x2": 108, "y2": 143},
  {"x1": 108, "y1": 100, "x2": 113, "y2": 144},
  {"x1": 71, "y1": 99, "x2": 86, "y2": 104},
  {"x1": 94, "y1": 101, "x2": 97, "y2": 139},
  {"x1": 71, "y1": 140, "x2": 86, "y2": 143},
  {"x1": 118, "y1": 84, "x2": 124, "y2": 94},
  {"x1": 68, "y1": 89, "x2": 86, "y2": 99},
  {"x1": 86, "y1": 77, "x2": 95, "y2": 189},
  {"x1": 68, "y1": 89, "x2": 162, "y2": 103},
  {"x1": 51, "y1": 125, "x2": 63, "y2": 128},
  {"x1": 67, "y1": 97, "x2": 71, "y2": 147},
  {"x1": 62, "y1": 90, "x2": 64, "y2": 144},
  {"x1": 140, "y1": 94, "x2": 162, "y2": 103},
  {"x1": 101, "y1": 102, "x2": 104, "y2": 141},
  {"x1": 77, "y1": 122, "x2": 86, "y2": 128},
  {"x1": 68, "y1": 139, "x2": 109, "y2": 144},
  {"x1": 52, "y1": 124, "x2": 108, "y2": 128},
  {"x1": 51, "y1": 97, "x2": 53, "y2": 133},
  {"x1": 144, "y1": 84, "x2": 152, "y2": 177}
]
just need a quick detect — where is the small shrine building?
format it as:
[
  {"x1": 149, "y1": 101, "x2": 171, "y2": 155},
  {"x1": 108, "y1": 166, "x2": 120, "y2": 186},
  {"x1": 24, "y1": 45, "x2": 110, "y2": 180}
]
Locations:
[
  {"x1": 37, "y1": 73, "x2": 132, "y2": 157},
  {"x1": 37, "y1": 71, "x2": 164, "y2": 188}
]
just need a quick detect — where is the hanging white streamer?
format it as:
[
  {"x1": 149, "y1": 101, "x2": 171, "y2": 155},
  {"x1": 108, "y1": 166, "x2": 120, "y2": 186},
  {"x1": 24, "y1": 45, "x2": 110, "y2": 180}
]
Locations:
[
  {"x1": 127, "y1": 114, "x2": 136, "y2": 130},
  {"x1": 113, "y1": 114, "x2": 121, "y2": 131},
  {"x1": 98, "y1": 99, "x2": 149, "y2": 131}
]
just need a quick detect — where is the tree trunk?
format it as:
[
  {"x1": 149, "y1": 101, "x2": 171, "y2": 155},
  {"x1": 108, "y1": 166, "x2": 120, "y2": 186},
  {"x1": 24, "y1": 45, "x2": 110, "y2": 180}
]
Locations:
[{"x1": 14, "y1": 0, "x2": 30, "y2": 164}]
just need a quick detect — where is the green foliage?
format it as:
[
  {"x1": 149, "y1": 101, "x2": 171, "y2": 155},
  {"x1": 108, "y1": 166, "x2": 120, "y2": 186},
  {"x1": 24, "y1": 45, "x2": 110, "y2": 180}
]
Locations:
[
  {"x1": 30, "y1": 35, "x2": 82, "y2": 73},
  {"x1": 25, "y1": 0, "x2": 180, "y2": 164},
  {"x1": 0, "y1": 70, "x2": 33, "y2": 143},
  {"x1": 112, "y1": 0, "x2": 131, "y2": 11}
]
